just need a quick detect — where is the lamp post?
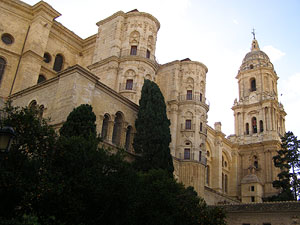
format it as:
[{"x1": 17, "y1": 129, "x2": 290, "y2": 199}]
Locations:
[{"x1": 0, "y1": 126, "x2": 15, "y2": 153}]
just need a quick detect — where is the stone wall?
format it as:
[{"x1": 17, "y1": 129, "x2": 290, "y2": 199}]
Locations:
[{"x1": 223, "y1": 201, "x2": 300, "y2": 225}]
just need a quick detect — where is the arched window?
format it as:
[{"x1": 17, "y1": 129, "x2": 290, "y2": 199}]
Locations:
[
  {"x1": 43, "y1": 52, "x2": 51, "y2": 63},
  {"x1": 112, "y1": 112, "x2": 123, "y2": 146},
  {"x1": 125, "y1": 126, "x2": 132, "y2": 151},
  {"x1": 29, "y1": 100, "x2": 37, "y2": 110},
  {"x1": 206, "y1": 165, "x2": 210, "y2": 186},
  {"x1": 53, "y1": 54, "x2": 63, "y2": 72},
  {"x1": 222, "y1": 173, "x2": 224, "y2": 191},
  {"x1": 252, "y1": 117, "x2": 257, "y2": 133},
  {"x1": 101, "y1": 114, "x2": 110, "y2": 140},
  {"x1": 259, "y1": 120, "x2": 263, "y2": 132},
  {"x1": 37, "y1": 74, "x2": 46, "y2": 84},
  {"x1": 0, "y1": 57, "x2": 6, "y2": 83},
  {"x1": 39, "y1": 105, "x2": 44, "y2": 118},
  {"x1": 253, "y1": 156, "x2": 258, "y2": 168},
  {"x1": 225, "y1": 174, "x2": 228, "y2": 193},
  {"x1": 246, "y1": 123, "x2": 249, "y2": 135},
  {"x1": 250, "y1": 78, "x2": 256, "y2": 91}
]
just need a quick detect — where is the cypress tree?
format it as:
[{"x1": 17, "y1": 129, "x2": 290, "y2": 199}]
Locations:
[{"x1": 133, "y1": 79, "x2": 174, "y2": 176}]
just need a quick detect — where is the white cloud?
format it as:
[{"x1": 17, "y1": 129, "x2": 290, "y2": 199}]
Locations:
[
  {"x1": 279, "y1": 72, "x2": 300, "y2": 137},
  {"x1": 262, "y1": 45, "x2": 285, "y2": 62},
  {"x1": 233, "y1": 19, "x2": 239, "y2": 25}
]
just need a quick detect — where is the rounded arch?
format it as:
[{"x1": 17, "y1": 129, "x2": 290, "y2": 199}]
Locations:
[
  {"x1": 147, "y1": 35, "x2": 154, "y2": 50},
  {"x1": 129, "y1": 30, "x2": 140, "y2": 45},
  {"x1": 53, "y1": 53, "x2": 64, "y2": 72},
  {"x1": 37, "y1": 74, "x2": 46, "y2": 84},
  {"x1": 112, "y1": 111, "x2": 124, "y2": 146},
  {"x1": 125, "y1": 125, "x2": 133, "y2": 151},
  {"x1": 205, "y1": 138, "x2": 215, "y2": 158},
  {"x1": 124, "y1": 69, "x2": 136, "y2": 78},
  {"x1": 252, "y1": 117, "x2": 257, "y2": 133},
  {"x1": 43, "y1": 52, "x2": 51, "y2": 63},
  {"x1": 250, "y1": 77, "x2": 256, "y2": 91},
  {"x1": 0, "y1": 56, "x2": 7, "y2": 84},
  {"x1": 28, "y1": 100, "x2": 37, "y2": 109},
  {"x1": 101, "y1": 113, "x2": 111, "y2": 140},
  {"x1": 184, "y1": 111, "x2": 193, "y2": 118},
  {"x1": 144, "y1": 74, "x2": 152, "y2": 80}
]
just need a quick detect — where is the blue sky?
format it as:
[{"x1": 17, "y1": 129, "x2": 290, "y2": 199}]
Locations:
[{"x1": 22, "y1": 0, "x2": 300, "y2": 138}]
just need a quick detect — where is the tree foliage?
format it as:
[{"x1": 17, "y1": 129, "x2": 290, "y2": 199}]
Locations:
[
  {"x1": 133, "y1": 79, "x2": 174, "y2": 176},
  {"x1": 268, "y1": 131, "x2": 300, "y2": 201},
  {"x1": 0, "y1": 101, "x2": 57, "y2": 223},
  {"x1": 59, "y1": 104, "x2": 96, "y2": 139},
  {"x1": 0, "y1": 102, "x2": 226, "y2": 225}
]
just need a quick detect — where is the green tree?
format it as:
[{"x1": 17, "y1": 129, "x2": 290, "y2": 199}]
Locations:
[
  {"x1": 0, "y1": 102, "x2": 57, "y2": 223},
  {"x1": 271, "y1": 131, "x2": 300, "y2": 201},
  {"x1": 133, "y1": 79, "x2": 174, "y2": 176},
  {"x1": 59, "y1": 104, "x2": 96, "y2": 139},
  {"x1": 129, "y1": 169, "x2": 226, "y2": 225}
]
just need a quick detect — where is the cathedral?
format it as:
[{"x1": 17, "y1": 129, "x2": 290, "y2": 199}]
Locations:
[{"x1": 0, "y1": 0, "x2": 292, "y2": 210}]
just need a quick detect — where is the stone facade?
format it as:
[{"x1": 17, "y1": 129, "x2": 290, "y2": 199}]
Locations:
[
  {"x1": 0, "y1": 0, "x2": 290, "y2": 211},
  {"x1": 223, "y1": 201, "x2": 300, "y2": 225}
]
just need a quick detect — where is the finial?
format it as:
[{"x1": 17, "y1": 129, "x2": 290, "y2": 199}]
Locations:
[{"x1": 251, "y1": 28, "x2": 256, "y2": 40}]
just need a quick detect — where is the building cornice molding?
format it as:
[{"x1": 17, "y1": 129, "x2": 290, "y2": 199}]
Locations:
[{"x1": 96, "y1": 11, "x2": 160, "y2": 31}]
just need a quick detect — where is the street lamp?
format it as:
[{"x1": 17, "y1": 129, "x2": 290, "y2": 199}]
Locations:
[{"x1": 0, "y1": 126, "x2": 15, "y2": 153}]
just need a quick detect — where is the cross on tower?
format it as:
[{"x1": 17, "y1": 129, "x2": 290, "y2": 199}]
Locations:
[{"x1": 251, "y1": 28, "x2": 256, "y2": 39}]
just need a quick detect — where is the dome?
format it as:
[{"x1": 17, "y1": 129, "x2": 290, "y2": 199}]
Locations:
[
  {"x1": 240, "y1": 39, "x2": 273, "y2": 71},
  {"x1": 241, "y1": 173, "x2": 261, "y2": 184}
]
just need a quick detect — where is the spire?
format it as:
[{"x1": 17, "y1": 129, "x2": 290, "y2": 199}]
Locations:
[{"x1": 251, "y1": 29, "x2": 260, "y2": 51}]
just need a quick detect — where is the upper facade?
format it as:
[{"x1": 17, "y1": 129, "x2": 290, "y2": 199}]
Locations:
[{"x1": 0, "y1": 0, "x2": 287, "y2": 204}]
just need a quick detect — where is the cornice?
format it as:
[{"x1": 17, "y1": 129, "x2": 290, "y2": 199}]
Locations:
[
  {"x1": 96, "y1": 11, "x2": 160, "y2": 31},
  {"x1": 32, "y1": 1, "x2": 61, "y2": 20},
  {"x1": 158, "y1": 60, "x2": 208, "y2": 73},
  {"x1": 88, "y1": 55, "x2": 159, "y2": 71}
]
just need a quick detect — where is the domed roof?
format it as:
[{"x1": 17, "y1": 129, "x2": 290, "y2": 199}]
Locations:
[
  {"x1": 240, "y1": 39, "x2": 273, "y2": 71},
  {"x1": 241, "y1": 173, "x2": 261, "y2": 184}
]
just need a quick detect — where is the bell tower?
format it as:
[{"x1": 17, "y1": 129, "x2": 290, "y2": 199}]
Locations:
[{"x1": 232, "y1": 35, "x2": 287, "y2": 201}]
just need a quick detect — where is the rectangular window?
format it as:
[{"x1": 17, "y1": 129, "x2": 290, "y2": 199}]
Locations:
[
  {"x1": 200, "y1": 122, "x2": 203, "y2": 132},
  {"x1": 125, "y1": 79, "x2": 133, "y2": 90},
  {"x1": 184, "y1": 148, "x2": 190, "y2": 160},
  {"x1": 199, "y1": 151, "x2": 202, "y2": 161},
  {"x1": 185, "y1": 120, "x2": 192, "y2": 130},
  {"x1": 251, "y1": 186, "x2": 255, "y2": 192},
  {"x1": 200, "y1": 93, "x2": 202, "y2": 102},
  {"x1": 186, "y1": 90, "x2": 193, "y2": 100},
  {"x1": 146, "y1": 49, "x2": 150, "y2": 58},
  {"x1": 251, "y1": 196, "x2": 255, "y2": 202},
  {"x1": 130, "y1": 46, "x2": 137, "y2": 55}
]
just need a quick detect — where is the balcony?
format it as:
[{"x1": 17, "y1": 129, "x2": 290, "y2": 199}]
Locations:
[
  {"x1": 177, "y1": 152, "x2": 207, "y2": 165},
  {"x1": 178, "y1": 94, "x2": 210, "y2": 110},
  {"x1": 119, "y1": 49, "x2": 159, "y2": 67},
  {"x1": 119, "y1": 83, "x2": 137, "y2": 92},
  {"x1": 181, "y1": 123, "x2": 196, "y2": 131}
]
